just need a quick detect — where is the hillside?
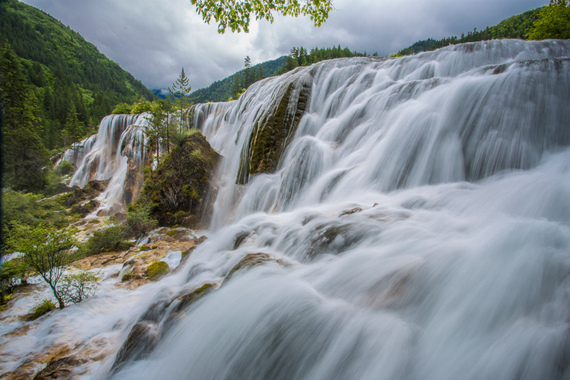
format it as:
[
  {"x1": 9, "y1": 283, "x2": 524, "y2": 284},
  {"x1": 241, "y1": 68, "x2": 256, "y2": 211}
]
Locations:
[
  {"x1": 396, "y1": 8, "x2": 542, "y2": 56},
  {"x1": 191, "y1": 56, "x2": 287, "y2": 103},
  {"x1": 0, "y1": 0, "x2": 154, "y2": 150}
]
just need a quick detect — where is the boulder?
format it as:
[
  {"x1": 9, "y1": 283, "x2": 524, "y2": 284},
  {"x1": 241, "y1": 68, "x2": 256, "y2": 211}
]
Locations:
[{"x1": 135, "y1": 132, "x2": 220, "y2": 228}]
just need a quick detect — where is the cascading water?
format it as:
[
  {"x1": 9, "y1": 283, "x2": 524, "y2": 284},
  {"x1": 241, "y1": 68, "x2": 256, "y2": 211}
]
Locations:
[
  {"x1": 2, "y1": 39, "x2": 569, "y2": 379},
  {"x1": 103, "y1": 39, "x2": 570, "y2": 379},
  {"x1": 62, "y1": 113, "x2": 149, "y2": 215}
]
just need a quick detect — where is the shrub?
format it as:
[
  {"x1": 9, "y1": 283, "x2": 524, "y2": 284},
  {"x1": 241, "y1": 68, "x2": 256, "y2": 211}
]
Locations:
[
  {"x1": 55, "y1": 160, "x2": 75, "y2": 176},
  {"x1": 146, "y1": 261, "x2": 169, "y2": 281},
  {"x1": 28, "y1": 299, "x2": 56, "y2": 320},
  {"x1": 57, "y1": 271, "x2": 99, "y2": 305},
  {"x1": 127, "y1": 204, "x2": 157, "y2": 238},
  {"x1": 81, "y1": 225, "x2": 127, "y2": 256},
  {"x1": 112, "y1": 102, "x2": 133, "y2": 114}
]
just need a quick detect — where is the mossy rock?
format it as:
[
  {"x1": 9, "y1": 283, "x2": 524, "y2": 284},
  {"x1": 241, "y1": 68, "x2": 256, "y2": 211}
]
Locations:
[
  {"x1": 145, "y1": 261, "x2": 169, "y2": 281},
  {"x1": 237, "y1": 72, "x2": 312, "y2": 184},
  {"x1": 135, "y1": 132, "x2": 221, "y2": 228}
]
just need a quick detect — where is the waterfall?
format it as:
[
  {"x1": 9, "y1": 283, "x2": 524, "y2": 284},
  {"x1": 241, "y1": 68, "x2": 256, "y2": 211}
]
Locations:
[
  {"x1": 100, "y1": 39, "x2": 570, "y2": 379},
  {"x1": 61, "y1": 113, "x2": 149, "y2": 215},
  {"x1": 41, "y1": 39, "x2": 570, "y2": 379}
]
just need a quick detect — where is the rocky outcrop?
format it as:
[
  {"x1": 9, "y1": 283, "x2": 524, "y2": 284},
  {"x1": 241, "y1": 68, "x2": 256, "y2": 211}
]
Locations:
[
  {"x1": 135, "y1": 132, "x2": 221, "y2": 228},
  {"x1": 237, "y1": 73, "x2": 313, "y2": 184}
]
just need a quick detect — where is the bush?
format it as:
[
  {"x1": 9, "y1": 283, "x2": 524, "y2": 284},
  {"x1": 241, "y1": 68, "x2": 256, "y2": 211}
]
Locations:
[
  {"x1": 81, "y1": 225, "x2": 128, "y2": 256},
  {"x1": 57, "y1": 271, "x2": 99, "y2": 305},
  {"x1": 112, "y1": 102, "x2": 133, "y2": 114},
  {"x1": 28, "y1": 299, "x2": 56, "y2": 320},
  {"x1": 146, "y1": 261, "x2": 169, "y2": 281},
  {"x1": 127, "y1": 204, "x2": 157, "y2": 238},
  {"x1": 55, "y1": 160, "x2": 75, "y2": 176}
]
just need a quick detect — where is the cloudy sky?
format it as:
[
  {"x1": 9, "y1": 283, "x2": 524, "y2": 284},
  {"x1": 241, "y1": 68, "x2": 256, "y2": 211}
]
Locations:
[{"x1": 21, "y1": 0, "x2": 547, "y2": 91}]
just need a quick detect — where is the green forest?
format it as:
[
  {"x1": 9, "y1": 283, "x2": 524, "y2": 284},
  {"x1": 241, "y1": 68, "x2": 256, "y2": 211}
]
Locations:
[
  {"x1": 394, "y1": 2, "x2": 569, "y2": 57},
  {"x1": 191, "y1": 45, "x2": 371, "y2": 103},
  {"x1": 0, "y1": 0, "x2": 153, "y2": 153}
]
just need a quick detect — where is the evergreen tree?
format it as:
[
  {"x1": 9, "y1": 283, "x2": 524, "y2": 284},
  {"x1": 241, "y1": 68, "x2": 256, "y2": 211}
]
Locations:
[
  {"x1": 0, "y1": 42, "x2": 49, "y2": 192},
  {"x1": 527, "y1": 0, "x2": 570, "y2": 39}
]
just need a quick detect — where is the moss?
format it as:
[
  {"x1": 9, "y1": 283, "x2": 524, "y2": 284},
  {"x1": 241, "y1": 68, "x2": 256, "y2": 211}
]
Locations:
[
  {"x1": 121, "y1": 273, "x2": 133, "y2": 282},
  {"x1": 237, "y1": 75, "x2": 312, "y2": 184},
  {"x1": 181, "y1": 246, "x2": 196, "y2": 259},
  {"x1": 145, "y1": 261, "x2": 169, "y2": 281},
  {"x1": 139, "y1": 245, "x2": 150, "y2": 251},
  {"x1": 135, "y1": 133, "x2": 220, "y2": 228}
]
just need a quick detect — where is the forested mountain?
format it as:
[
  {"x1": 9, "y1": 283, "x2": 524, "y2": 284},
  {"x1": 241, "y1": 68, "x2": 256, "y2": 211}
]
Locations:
[
  {"x1": 395, "y1": 8, "x2": 543, "y2": 56},
  {"x1": 191, "y1": 45, "x2": 371, "y2": 103},
  {"x1": 191, "y1": 56, "x2": 287, "y2": 103},
  {"x1": 0, "y1": 0, "x2": 154, "y2": 151}
]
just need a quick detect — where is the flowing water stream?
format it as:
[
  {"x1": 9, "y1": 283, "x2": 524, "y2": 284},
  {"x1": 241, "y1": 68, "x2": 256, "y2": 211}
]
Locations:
[{"x1": 2, "y1": 39, "x2": 570, "y2": 379}]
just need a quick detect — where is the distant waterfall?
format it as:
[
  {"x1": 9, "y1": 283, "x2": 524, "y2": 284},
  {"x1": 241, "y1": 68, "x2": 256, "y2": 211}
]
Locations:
[
  {"x1": 100, "y1": 39, "x2": 570, "y2": 380},
  {"x1": 62, "y1": 114, "x2": 149, "y2": 215}
]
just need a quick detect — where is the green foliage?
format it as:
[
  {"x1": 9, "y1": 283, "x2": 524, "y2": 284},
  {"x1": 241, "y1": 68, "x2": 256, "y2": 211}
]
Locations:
[
  {"x1": 190, "y1": 0, "x2": 332, "y2": 33},
  {"x1": 112, "y1": 102, "x2": 134, "y2": 114},
  {"x1": 170, "y1": 128, "x2": 200, "y2": 147},
  {"x1": 0, "y1": 258, "x2": 30, "y2": 286},
  {"x1": 0, "y1": 42, "x2": 50, "y2": 192},
  {"x1": 527, "y1": 0, "x2": 570, "y2": 39},
  {"x1": 0, "y1": 0, "x2": 153, "y2": 151},
  {"x1": 56, "y1": 270, "x2": 99, "y2": 305},
  {"x1": 28, "y1": 299, "x2": 56, "y2": 320},
  {"x1": 80, "y1": 224, "x2": 128, "y2": 256},
  {"x1": 126, "y1": 203, "x2": 157, "y2": 238},
  {"x1": 131, "y1": 97, "x2": 153, "y2": 114},
  {"x1": 145, "y1": 261, "x2": 169, "y2": 281},
  {"x1": 136, "y1": 132, "x2": 220, "y2": 228},
  {"x1": 396, "y1": 8, "x2": 543, "y2": 56},
  {"x1": 55, "y1": 160, "x2": 75, "y2": 176},
  {"x1": 2, "y1": 189, "x2": 70, "y2": 244},
  {"x1": 278, "y1": 45, "x2": 370, "y2": 75},
  {"x1": 7, "y1": 224, "x2": 77, "y2": 309}
]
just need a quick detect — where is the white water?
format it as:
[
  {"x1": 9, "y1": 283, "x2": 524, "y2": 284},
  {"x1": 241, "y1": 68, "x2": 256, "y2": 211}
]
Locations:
[
  {"x1": 62, "y1": 113, "x2": 149, "y2": 214},
  {"x1": 2, "y1": 40, "x2": 570, "y2": 379}
]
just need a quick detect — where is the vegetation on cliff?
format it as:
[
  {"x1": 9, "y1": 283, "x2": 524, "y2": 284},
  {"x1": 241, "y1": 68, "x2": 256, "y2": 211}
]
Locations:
[
  {"x1": 135, "y1": 132, "x2": 221, "y2": 228},
  {"x1": 237, "y1": 73, "x2": 312, "y2": 184}
]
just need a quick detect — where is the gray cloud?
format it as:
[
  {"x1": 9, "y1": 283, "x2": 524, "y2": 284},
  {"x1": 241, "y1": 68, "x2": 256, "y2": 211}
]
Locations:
[{"x1": 22, "y1": 0, "x2": 547, "y2": 90}]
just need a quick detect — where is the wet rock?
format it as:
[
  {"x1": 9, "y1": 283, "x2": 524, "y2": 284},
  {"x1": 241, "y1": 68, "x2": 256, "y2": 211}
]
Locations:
[
  {"x1": 64, "y1": 180, "x2": 109, "y2": 207},
  {"x1": 111, "y1": 322, "x2": 160, "y2": 373},
  {"x1": 225, "y1": 253, "x2": 283, "y2": 283},
  {"x1": 33, "y1": 357, "x2": 85, "y2": 380},
  {"x1": 237, "y1": 72, "x2": 313, "y2": 184},
  {"x1": 233, "y1": 231, "x2": 253, "y2": 249},
  {"x1": 339, "y1": 207, "x2": 362, "y2": 217}
]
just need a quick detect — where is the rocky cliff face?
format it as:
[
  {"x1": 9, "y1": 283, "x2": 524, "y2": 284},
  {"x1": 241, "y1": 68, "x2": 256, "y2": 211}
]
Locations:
[{"x1": 135, "y1": 132, "x2": 221, "y2": 228}]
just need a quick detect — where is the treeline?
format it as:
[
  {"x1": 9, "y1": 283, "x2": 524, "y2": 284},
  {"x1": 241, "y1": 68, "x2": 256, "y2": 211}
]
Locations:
[
  {"x1": 279, "y1": 45, "x2": 373, "y2": 74},
  {"x1": 191, "y1": 56, "x2": 287, "y2": 103},
  {"x1": 0, "y1": 0, "x2": 153, "y2": 152},
  {"x1": 395, "y1": 8, "x2": 542, "y2": 56}
]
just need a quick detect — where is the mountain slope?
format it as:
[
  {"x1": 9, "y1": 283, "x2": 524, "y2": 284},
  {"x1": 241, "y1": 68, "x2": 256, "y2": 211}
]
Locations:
[
  {"x1": 396, "y1": 8, "x2": 542, "y2": 56},
  {"x1": 191, "y1": 56, "x2": 287, "y2": 103},
  {"x1": 0, "y1": 0, "x2": 154, "y2": 149}
]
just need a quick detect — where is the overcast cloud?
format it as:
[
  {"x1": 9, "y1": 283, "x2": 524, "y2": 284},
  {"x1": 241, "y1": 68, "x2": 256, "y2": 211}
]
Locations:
[{"x1": 21, "y1": 0, "x2": 547, "y2": 91}]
